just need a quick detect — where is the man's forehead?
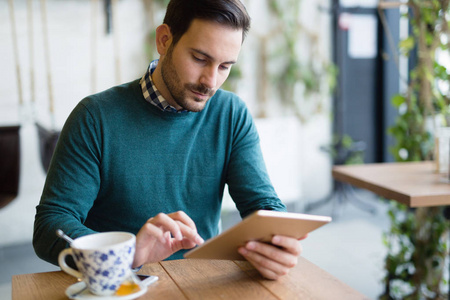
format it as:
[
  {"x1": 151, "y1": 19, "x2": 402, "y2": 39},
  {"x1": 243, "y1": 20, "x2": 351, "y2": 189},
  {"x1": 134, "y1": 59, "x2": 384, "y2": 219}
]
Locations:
[
  {"x1": 178, "y1": 19, "x2": 243, "y2": 61},
  {"x1": 190, "y1": 18, "x2": 245, "y2": 38}
]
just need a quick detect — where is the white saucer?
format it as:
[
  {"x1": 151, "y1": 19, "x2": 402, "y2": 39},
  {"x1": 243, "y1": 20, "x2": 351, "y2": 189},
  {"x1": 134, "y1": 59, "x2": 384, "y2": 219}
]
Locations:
[{"x1": 65, "y1": 281, "x2": 148, "y2": 300}]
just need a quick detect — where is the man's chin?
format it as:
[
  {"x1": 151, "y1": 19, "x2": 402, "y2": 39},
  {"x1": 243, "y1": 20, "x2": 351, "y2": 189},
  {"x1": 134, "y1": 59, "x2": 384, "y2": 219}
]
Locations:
[
  {"x1": 185, "y1": 105, "x2": 206, "y2": 113},
  {"x1": 182, "y1": 98, "x2": 209, "y2": 112}
]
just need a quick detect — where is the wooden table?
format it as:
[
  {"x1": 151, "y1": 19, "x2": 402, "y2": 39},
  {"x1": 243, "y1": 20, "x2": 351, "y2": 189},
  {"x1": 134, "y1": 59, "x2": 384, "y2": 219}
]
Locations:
[
  {"x1": 333, "y1": 161, "x2": 450, "y2": 298},
  {"x1": 332, "y1": 161, "x2": 450, "y2": 207},
  {"x1": 12, "y1": 258, "x2": 368, "y2": 300}
]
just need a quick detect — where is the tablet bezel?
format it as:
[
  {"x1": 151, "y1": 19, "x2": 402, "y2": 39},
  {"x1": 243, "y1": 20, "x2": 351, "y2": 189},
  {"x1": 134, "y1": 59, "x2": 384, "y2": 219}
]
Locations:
[{"x1": 184, "y1": 210, "x2": 332, "y2": 260}]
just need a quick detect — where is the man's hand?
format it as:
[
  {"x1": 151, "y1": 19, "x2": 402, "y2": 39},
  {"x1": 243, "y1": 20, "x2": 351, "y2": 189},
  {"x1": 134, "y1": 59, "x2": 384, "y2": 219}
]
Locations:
[
  {"x1": 238, "y1": 235, "x2": 306, "y2": 280},
  {"x1": 132, "y1": 211, "x2": 204, "y2": 268}
]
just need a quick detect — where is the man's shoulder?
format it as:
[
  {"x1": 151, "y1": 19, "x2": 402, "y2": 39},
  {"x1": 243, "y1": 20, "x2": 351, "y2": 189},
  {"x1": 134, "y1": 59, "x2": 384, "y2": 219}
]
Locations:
[
  {"x1": 210, "y1": 89, "x2": 247, "y2": 111},
  {"x1": 213, "y1": 89, "x2": 241, "y2": 101},
  {"x1": 203, "y1": 89, "x2": 254, "y2": 131},
  {"x1": 88, "y1": 79, "x2": 140, "y2": 100},
  {"x1": 80, "y1": 79, "x2": 141, "y2": 109}
]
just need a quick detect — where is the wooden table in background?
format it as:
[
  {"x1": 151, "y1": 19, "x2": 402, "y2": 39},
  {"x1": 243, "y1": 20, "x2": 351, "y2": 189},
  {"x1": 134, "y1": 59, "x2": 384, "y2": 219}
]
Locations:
[
  {"x1": 332, "y1": 161, "x2": 450, "y2": 299},
  {"x1": 12, "y1": 258, "x2": 368, "y2": 300},
  {"x1": 332, "y1": 161, "x2": 450, "y2": 207}
]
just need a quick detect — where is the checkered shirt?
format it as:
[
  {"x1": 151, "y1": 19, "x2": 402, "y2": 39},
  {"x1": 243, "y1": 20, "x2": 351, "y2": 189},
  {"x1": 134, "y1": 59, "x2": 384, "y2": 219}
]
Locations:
[{"x1": 140, "y1": 60, "x2": 187, "y2": 113}]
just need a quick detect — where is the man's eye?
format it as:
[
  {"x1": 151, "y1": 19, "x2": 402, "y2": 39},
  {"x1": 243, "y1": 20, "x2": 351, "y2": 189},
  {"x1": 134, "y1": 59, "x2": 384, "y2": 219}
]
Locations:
[
  {"x1": 193, "y1": 56, "x2": 205, "y2": 63},
  {"x1": 220, "y1": 65, "x2": 230, "y2": 71}
]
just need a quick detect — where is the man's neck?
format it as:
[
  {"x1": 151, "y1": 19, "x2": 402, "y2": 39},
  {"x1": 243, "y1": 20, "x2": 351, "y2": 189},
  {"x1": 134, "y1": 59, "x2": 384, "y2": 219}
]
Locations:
[{"x1": 151, "y1": 64, "x2": 183, "y2": 111}]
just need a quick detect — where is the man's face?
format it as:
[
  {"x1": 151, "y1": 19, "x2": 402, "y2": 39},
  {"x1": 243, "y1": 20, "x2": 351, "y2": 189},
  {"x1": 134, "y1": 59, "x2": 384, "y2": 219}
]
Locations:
[{"x1": 159, "y1": 19, "x2": 243, "y2": 112}]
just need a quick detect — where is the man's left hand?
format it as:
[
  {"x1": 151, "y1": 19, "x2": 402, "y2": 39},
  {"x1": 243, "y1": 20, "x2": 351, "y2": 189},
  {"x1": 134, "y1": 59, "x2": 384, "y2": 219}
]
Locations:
[{"x1": 238, "y1": 235, "x2": 306, "y2": 280}]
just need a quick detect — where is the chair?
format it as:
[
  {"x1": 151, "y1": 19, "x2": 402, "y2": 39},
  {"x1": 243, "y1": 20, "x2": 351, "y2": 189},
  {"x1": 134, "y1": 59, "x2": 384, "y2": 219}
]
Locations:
[
  {"x1": 305, "y1": 137, "x2": 377, "y2": 218},
  {"x1": 0, "y1": 126, "x2": 21, "y2": 209},
  {"x1": 36, "y1": 123, "x2": 59, "y2": 173}
]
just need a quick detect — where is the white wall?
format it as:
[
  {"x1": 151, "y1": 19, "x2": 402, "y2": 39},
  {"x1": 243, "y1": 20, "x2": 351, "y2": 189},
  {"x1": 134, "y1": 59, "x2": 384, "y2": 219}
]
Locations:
[
  {"x1": 0, "y1": 0, "x2": 150, "y2": 247},
  {"x1": 0, "y1": 0, "x2": 332, "y2": 246}
]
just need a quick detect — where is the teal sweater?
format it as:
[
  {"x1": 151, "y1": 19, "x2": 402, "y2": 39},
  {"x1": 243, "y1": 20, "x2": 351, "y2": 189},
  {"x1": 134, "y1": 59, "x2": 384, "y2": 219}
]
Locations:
[{"x1": 33, "y1": 79, "x2": 286, "y2": 265}]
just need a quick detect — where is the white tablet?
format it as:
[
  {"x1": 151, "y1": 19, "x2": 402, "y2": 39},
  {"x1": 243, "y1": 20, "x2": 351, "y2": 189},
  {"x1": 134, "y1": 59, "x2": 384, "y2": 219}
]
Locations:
[{"x1": 184, "y1": 210, "x2": 332, "y2": 260}]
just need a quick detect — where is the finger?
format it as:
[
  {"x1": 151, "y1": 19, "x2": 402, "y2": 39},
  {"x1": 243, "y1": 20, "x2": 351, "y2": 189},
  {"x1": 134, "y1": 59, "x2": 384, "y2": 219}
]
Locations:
[
  {"x1": 298, "y1": 234, "x2": 308, "y2": 241},
  {"x1": 238, "y1": 246, "x2": 289, "y2": 280},
  {"x1": 178, "y1": 237, "x2": 198, "y2": 250},
  {"x1": 169, "y1": 233, "x2": 199, "y2": 253},
  {"x1": 134, "y1": 223, "x2": 167, "y2": 267},
  {"x1": 168, "y1": 211, "x2": 203, "y2": 244},
  {"x1": 148, "y1": 213, "x2": 204, "y2": 245},
  {"x1": 271, "y1": 235, "x2": 303, "y2": 256},
  {"x1": 248, "y1": 241, "x2": 298, "y2": 268},
  {"x1": 175, "y1": 220, "x2": 204, "y2": 245},
  {"x1": 149, "y1": 213, "x2": 184, "y2": 242},
  {"x1": 168, "y1": 211, "x2": 198, "y2": 231},
  {"x1": 137, "y1": 221, "x2": 166, "y2": 244}
]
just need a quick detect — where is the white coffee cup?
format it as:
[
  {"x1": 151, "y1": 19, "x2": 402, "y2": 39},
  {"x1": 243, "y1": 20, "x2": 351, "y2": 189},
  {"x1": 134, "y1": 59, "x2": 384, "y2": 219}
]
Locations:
[{"x1": 58, "y1": 231, "x2": 136, "y2": 296}]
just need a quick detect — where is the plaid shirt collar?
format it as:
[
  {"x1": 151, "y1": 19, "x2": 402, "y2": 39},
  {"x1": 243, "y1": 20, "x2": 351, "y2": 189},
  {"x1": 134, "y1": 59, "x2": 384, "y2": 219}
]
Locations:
[{"x1": 140, "y1": 60, "x2": 187, "y2": 113}]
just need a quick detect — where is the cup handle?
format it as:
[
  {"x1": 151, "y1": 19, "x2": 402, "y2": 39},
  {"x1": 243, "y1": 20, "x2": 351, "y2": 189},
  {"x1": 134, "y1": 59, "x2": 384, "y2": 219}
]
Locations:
[{"x1": 58, "y1": 248, "x2": 83, "y2": 279}]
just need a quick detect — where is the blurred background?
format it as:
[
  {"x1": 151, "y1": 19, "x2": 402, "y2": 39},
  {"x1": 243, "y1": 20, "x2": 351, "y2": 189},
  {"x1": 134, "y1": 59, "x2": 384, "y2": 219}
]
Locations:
[{"x1": 1, "y1": 0, "x2": 449, "y2": 299}]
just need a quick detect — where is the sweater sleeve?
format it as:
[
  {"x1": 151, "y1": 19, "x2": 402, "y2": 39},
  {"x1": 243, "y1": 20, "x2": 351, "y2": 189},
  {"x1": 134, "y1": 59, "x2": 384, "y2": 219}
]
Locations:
[
  {"x1": 225, "y1": 102, "x2": 286, "y2": 219},
  {"x1": 33, "y1": 99, "x2": 100, "y2": 266}
]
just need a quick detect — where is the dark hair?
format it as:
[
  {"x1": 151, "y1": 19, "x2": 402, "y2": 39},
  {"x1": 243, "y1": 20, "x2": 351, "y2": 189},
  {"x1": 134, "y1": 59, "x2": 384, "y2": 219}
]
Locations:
[{"x1": 163, "y1": 0, "x2": 251, "y2": 45}]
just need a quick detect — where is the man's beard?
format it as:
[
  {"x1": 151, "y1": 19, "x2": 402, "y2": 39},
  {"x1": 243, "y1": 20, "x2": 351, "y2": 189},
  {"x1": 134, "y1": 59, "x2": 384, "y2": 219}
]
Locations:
[{"x1": 161, "y1": 46, "x2": 214, "y2": 112}]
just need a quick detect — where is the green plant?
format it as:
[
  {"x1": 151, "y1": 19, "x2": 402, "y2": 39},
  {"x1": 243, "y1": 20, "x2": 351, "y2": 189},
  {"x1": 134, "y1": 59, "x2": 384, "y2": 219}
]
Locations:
[
  {"x1": 261, "y1": 0, "x2": 337, "y2": 121},
  {"x1": 321, "y1": 134, "x2": 365, "y2": 165},
  {"x1": 388, "y1": 0, "x2": 450, "y2": 162},
  {"x1": 381, "y1": 204, "x2": 449, "y2": 299},
  {"x1": 221, "y1": 64, "x2": 243, "y2": 93},
  {"x1": 381, "y1": 1, "x2": 450, "y2": 299}
]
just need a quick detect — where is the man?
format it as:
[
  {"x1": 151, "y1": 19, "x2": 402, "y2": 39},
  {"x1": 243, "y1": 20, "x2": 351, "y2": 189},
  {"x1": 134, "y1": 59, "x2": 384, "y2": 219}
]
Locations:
[{"x1": 33, "y1": 0, "x2": 302, "y2": 280}]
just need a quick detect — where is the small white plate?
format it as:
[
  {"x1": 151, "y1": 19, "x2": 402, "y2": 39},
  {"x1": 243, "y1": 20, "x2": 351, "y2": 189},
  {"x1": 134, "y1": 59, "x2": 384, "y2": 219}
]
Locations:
[{"x1": 65, "y1": 281, "x2": 148, "y2": 300}]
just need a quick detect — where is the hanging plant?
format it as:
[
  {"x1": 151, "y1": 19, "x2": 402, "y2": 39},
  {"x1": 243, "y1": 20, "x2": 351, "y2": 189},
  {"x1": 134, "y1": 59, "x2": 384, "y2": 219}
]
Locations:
[
  {"x1": 380, "y1": 1, "x2": 450, "y2": 299},
  {"x1": 388, "y1": 0, "x2": 450, "y2": 162},
  {"x1": 264, "y1": 0, "x2": 337, "y2": 121}
]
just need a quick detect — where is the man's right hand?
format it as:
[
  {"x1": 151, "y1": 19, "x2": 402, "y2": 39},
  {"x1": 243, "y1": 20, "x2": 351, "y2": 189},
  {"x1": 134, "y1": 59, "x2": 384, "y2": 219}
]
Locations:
[{"x1": 132, "y1": 211, "x2": 204, "y2": 268}]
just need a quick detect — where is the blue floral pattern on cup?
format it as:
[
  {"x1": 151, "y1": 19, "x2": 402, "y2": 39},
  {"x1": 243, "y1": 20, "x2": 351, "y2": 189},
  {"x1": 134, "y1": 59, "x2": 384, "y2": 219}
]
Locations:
[{"x1": 72, "y1": 244, "x2": 135, "y2": 294}]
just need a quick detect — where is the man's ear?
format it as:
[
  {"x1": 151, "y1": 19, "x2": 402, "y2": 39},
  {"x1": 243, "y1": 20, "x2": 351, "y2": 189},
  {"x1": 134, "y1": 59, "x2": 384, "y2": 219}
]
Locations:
[{"x1": 155, "y1": 24, "x2": 173, "y2": 56}]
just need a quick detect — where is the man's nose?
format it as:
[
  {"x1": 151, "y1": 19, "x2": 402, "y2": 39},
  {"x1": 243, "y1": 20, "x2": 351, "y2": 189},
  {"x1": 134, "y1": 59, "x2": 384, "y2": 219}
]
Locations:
[{"x1": 200, "y1": 66, "x2": 218, "y2": 89}]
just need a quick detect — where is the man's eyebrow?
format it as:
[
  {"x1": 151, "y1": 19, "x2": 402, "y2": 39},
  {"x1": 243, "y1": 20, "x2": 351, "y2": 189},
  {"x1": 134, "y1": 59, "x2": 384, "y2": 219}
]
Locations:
[{"x1": 191, "y1": 48, "x2": 237, "y2": 65}]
